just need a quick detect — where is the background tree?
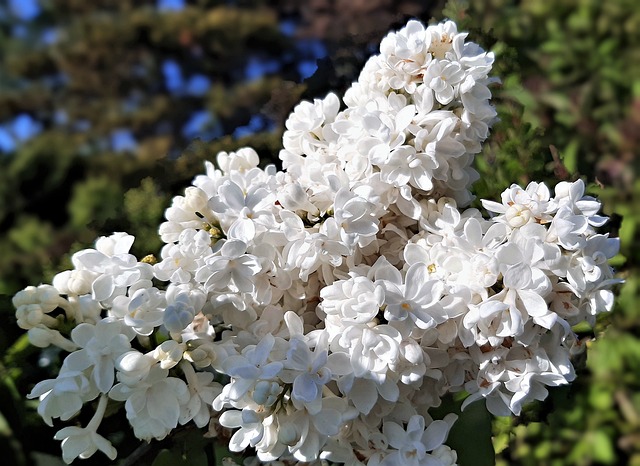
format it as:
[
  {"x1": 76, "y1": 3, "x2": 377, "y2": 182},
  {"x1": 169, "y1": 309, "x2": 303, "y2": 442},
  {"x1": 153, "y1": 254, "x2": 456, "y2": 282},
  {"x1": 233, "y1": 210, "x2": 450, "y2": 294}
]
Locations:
[{"x1": 0, "y1": 0, "x2": 638, "y2": 464}]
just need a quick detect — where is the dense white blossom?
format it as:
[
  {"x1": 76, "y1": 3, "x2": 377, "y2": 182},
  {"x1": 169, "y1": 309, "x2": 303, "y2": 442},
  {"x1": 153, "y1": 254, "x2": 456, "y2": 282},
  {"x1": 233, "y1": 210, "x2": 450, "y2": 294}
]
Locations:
[{"x1": 14, "y1": 18, "x2": 621, "y2": 466}]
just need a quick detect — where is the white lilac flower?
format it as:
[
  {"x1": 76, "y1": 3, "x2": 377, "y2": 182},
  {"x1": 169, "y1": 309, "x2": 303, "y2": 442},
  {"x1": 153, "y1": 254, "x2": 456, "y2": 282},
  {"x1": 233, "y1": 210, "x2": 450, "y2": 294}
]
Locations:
[
  {"x1": 219, "y1": 408, "x2": 279, "y2": 457},
  {"x1": 217, "y1": 147, "x2": 260, "y2": 174},
  {"x1": 554, "y1": 179, "x2": 608, "y2": 227},
  {"x1": 344, "y1": 102, "x2": 415, "y2": 168},
  {"x1": 179, "y1": 361, "x2": 222, "y2": 428},
  {"x1": 283, "y1": 227, "x2": 350, "y2": 282},
  {"x1": 54, "y1": 395, "x2": 117, "y2": 464},
  {"x1": 71, "y1": 295, "x2": 103, "y2": 324},
  {"x1": 110, "y1": 282, "x2": 165, "y2": 335},
  {"x1": 184, "y1": 339, "x2": 227, "y2": 370},
  {"x1": 282, "y1": 93, "x2": 340, "y2": 157},
  {"x1": 372, "y1": 414, "x2": 457, "y2": 466},
  {"x1": 162, "y1": 283, "x2": 206, "y2": 333},
  {"x1": 412, "y1": 113, "x2": 466, "y2": 166},
  {"x1": 461, "y1": 300, "x2": 523, "y2": 348},
  {"x1": 279, "y1": 336, "x2": 351, "y2": 415},
  {"x1": 109, "y1": 365, "x2": 191, "y2": 441},
  {"x1": 150, "y1": 340, "x2": 184, "y2": 370},
  {"x1": 195, "y1": 239, "x2": 262, "y2": 294},
  {"x1": 71, "y1": 236, "x2": 153, "y2": 305},
  {"x1": 63, "y1": 319, "x2": 135, "y2": 393},
  {"x1": 320, "y1": 275, "x2": 385, "y2": 332},
  {"x1": 209, "y1": 180, "x2": 278, "y2": 243},
  {"x1": 481, "y1": 181, "x2": 554, "y2": 227},
  {"x1": 547, "y1": 206, "x2": 591, "y2": 250},
  {"x1": 336, "y1": 324, "x2": 402, "y2": 387},
  {"x1": 280, "y1": 338, "x2": 330, "y2": 414},
  {"x1": 154, "y1": 228, "x2": 212, "y2": 283},
  {"x1": 333, "y1": 187, "x2": 381, "y2": 248},
  {"x1": 381, "y1": 262, "x2": 447, "y2": 332},
  {"x1": 217, "y1": 334, "x2": 283, "y2": 404},
  {"x1": 381, "y1": 144, "x2": 439, "y2": 191},
  {"x1": 281, "y1": 396, "x2": 356, "y2": 462},
  {"x1": 497, "y1": 230, "x2": 552, "y2": 296},
  {"x1": 27, "y1": 370, "x2": 100, "y2": 426},
  {"x1": 426, "y1": 20, "x2": 459, "y2": 59},
  {"x1": 114, "y1": 350, "x2": 157, "y2": 385},
  {"x1": 55, "y1": 424, "x2": 116, "y2": 464},
  {"x1": 380, "y1": 19, "x2": 430, "y2": 90},
  {"x1": 277, "y1": 181, "x2": 321, "y2": 217},
  {"x1": 423, "y1": 59, "x2": 465, "y2": 105}
]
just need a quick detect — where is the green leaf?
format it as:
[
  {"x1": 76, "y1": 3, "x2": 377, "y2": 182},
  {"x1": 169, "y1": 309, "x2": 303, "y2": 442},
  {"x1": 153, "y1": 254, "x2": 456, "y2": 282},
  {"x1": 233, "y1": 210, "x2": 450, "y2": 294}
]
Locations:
[
  {"x1": 431, "y1": 396, "x2": 495, "y2": 466},
  {"x1": 592, "y1": 430, "x2": 615, "y2": 464},
  {"x1": 0, "y1": 294, "x2": 12, "y2": 312},
  {"x1": 214, "y1": 443, "x2": 244, "y2": 466},
  {"x1": 152, "y1": 449, "x2": 183, "y2": 466},
  {"x1": 151, "y1": 428, "x2": 210, "y2": 466},
  {"x1": 560, "y1": 139, "x2": 580, "y2": 173}
]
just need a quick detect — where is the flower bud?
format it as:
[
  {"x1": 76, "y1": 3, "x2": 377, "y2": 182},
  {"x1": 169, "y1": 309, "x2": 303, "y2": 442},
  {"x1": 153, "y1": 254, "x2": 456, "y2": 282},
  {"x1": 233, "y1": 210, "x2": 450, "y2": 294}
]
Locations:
[
  {"x1": 53, "y1": 270, "x2": 95, "y2": 296},
  {"x1": 432, "y1": 445, "x2": 458, "y2": 466},
  {"x1": 75, "y1": 295, "x2": 102, "y2": 323},
  {"x1": 153, "y1": 340, "x2": 185, "y2": 369},
  {"x1": 36, "y1": 285, "x2": 62, "y2": 311},
  {"x1": 163, "y1": 300, "x2": 196, "y2": 333},
  {"x1": 16, "y1": 304, "x2": 44, "y2": 329},
  {"x1": 184, "y1": 187, "x2": 209, "y2": 213},
  {"x1": 277, "y1": 422, "x2": 300, "y2": 446},
  {"x1": 252, "y1": 381, "x2": 269, "y2": 405},
  {"x1": 95, "y1": 232, "x2": 134, "y2": 256},
  {"x1": 12, "y1": 286, "x2": 39, "y2": 307},
  {"x1": 505, "y1": 204, "x2": 532, "y2": 228},
  {"x1": 27, "y1": 326, "x2": 55, "y2": 347},
  {"x1": 217, "y1": 148, "x2": 259, "y2": 173},
  {"x1": 116, "y1": 351, "x2": 155, "y2": 385}
]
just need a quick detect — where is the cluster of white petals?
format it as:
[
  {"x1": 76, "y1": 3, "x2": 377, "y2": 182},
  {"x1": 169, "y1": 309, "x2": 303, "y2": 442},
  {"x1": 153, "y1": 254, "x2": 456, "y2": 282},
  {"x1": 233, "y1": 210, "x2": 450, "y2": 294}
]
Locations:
[{"x1": 16, "y1": 19, "x2": 620, "y2": 465}]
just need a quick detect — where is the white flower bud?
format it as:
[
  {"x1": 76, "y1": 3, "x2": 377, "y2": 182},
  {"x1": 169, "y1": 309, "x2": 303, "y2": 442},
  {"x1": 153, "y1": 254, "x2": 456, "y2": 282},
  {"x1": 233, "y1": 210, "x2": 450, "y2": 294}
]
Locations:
[
  {"x1": 53, "y1": 270, "x2": 95, "y2": 296},
  {"x1": 217, "y1": 148, "x2": 259, "y2": 173},
  {"x1": 252, "y1": 380, "x2": 282, "y2": 406},
  {"x1": 12, "y1": 286, "x2": 39, "y2": 308},
  {"x1": 277, "y1": 421, "x2": 300, "y2": 446},
  {"x1": 184, "y1": 344, "x2": 217, "y2": 369},
  {"x1": 432, "y1": 445, "x2": 458, "y2": 466},
  {"x1": 74, "y1": 295, "x2": 102, "y2": 323},
  {"x1": 163, "y1": 299, "x2": 196, "y2": 333},
  {"x1": 116, "y1": 351, "x2": 155, "y2": 385},
  {"x1": 152, "y1": 340, "x2": 185, "y2": 369},
  {"x1": 95, "y1": 232, "x2": 134, "y2": 256},
  {"x1": 36, "y1": 285, "x2": 62, "y2": 311},
  {"x1": 252, "y1": 380, "x2": 271, "y2": 405},
  {"x1": 52, "y1": 271, "x2": 72, "y2": 294},
  {"x1": 505, "y1": 204, "x2": 532, "y2": 228},
  {"x1": 16, "y1": 304, "x2": 45, "y2": 329},
  {"x1": 27, "y1": 327, "x2": 78, "y2": 352},
  {"x1": 183, "y1": 187, "x2": 209, "y2": 213},
  {"x1": 27, "y1": 326, "x2": 56, "y2": 347}
]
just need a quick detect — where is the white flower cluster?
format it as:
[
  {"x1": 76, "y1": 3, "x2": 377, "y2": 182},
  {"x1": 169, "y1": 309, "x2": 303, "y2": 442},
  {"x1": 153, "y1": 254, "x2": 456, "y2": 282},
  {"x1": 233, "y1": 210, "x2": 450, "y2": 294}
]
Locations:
[{"x1": 15, "y1": 19, "x2": 620, "y2": 465}]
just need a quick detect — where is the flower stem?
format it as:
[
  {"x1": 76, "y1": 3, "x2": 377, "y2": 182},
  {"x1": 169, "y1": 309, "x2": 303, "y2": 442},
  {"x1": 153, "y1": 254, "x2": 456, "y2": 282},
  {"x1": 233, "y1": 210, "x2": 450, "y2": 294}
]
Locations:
[{"x1": 86, "y1": 394, "x2": 109, "y2": 431}]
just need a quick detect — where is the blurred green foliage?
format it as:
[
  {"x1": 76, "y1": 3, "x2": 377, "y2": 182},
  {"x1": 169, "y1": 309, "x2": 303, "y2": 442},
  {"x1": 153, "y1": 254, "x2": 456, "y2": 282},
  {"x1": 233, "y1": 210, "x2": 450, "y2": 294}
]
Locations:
[{"x1": 0, "y1": 0, "x2": 638, "y2": 464}]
